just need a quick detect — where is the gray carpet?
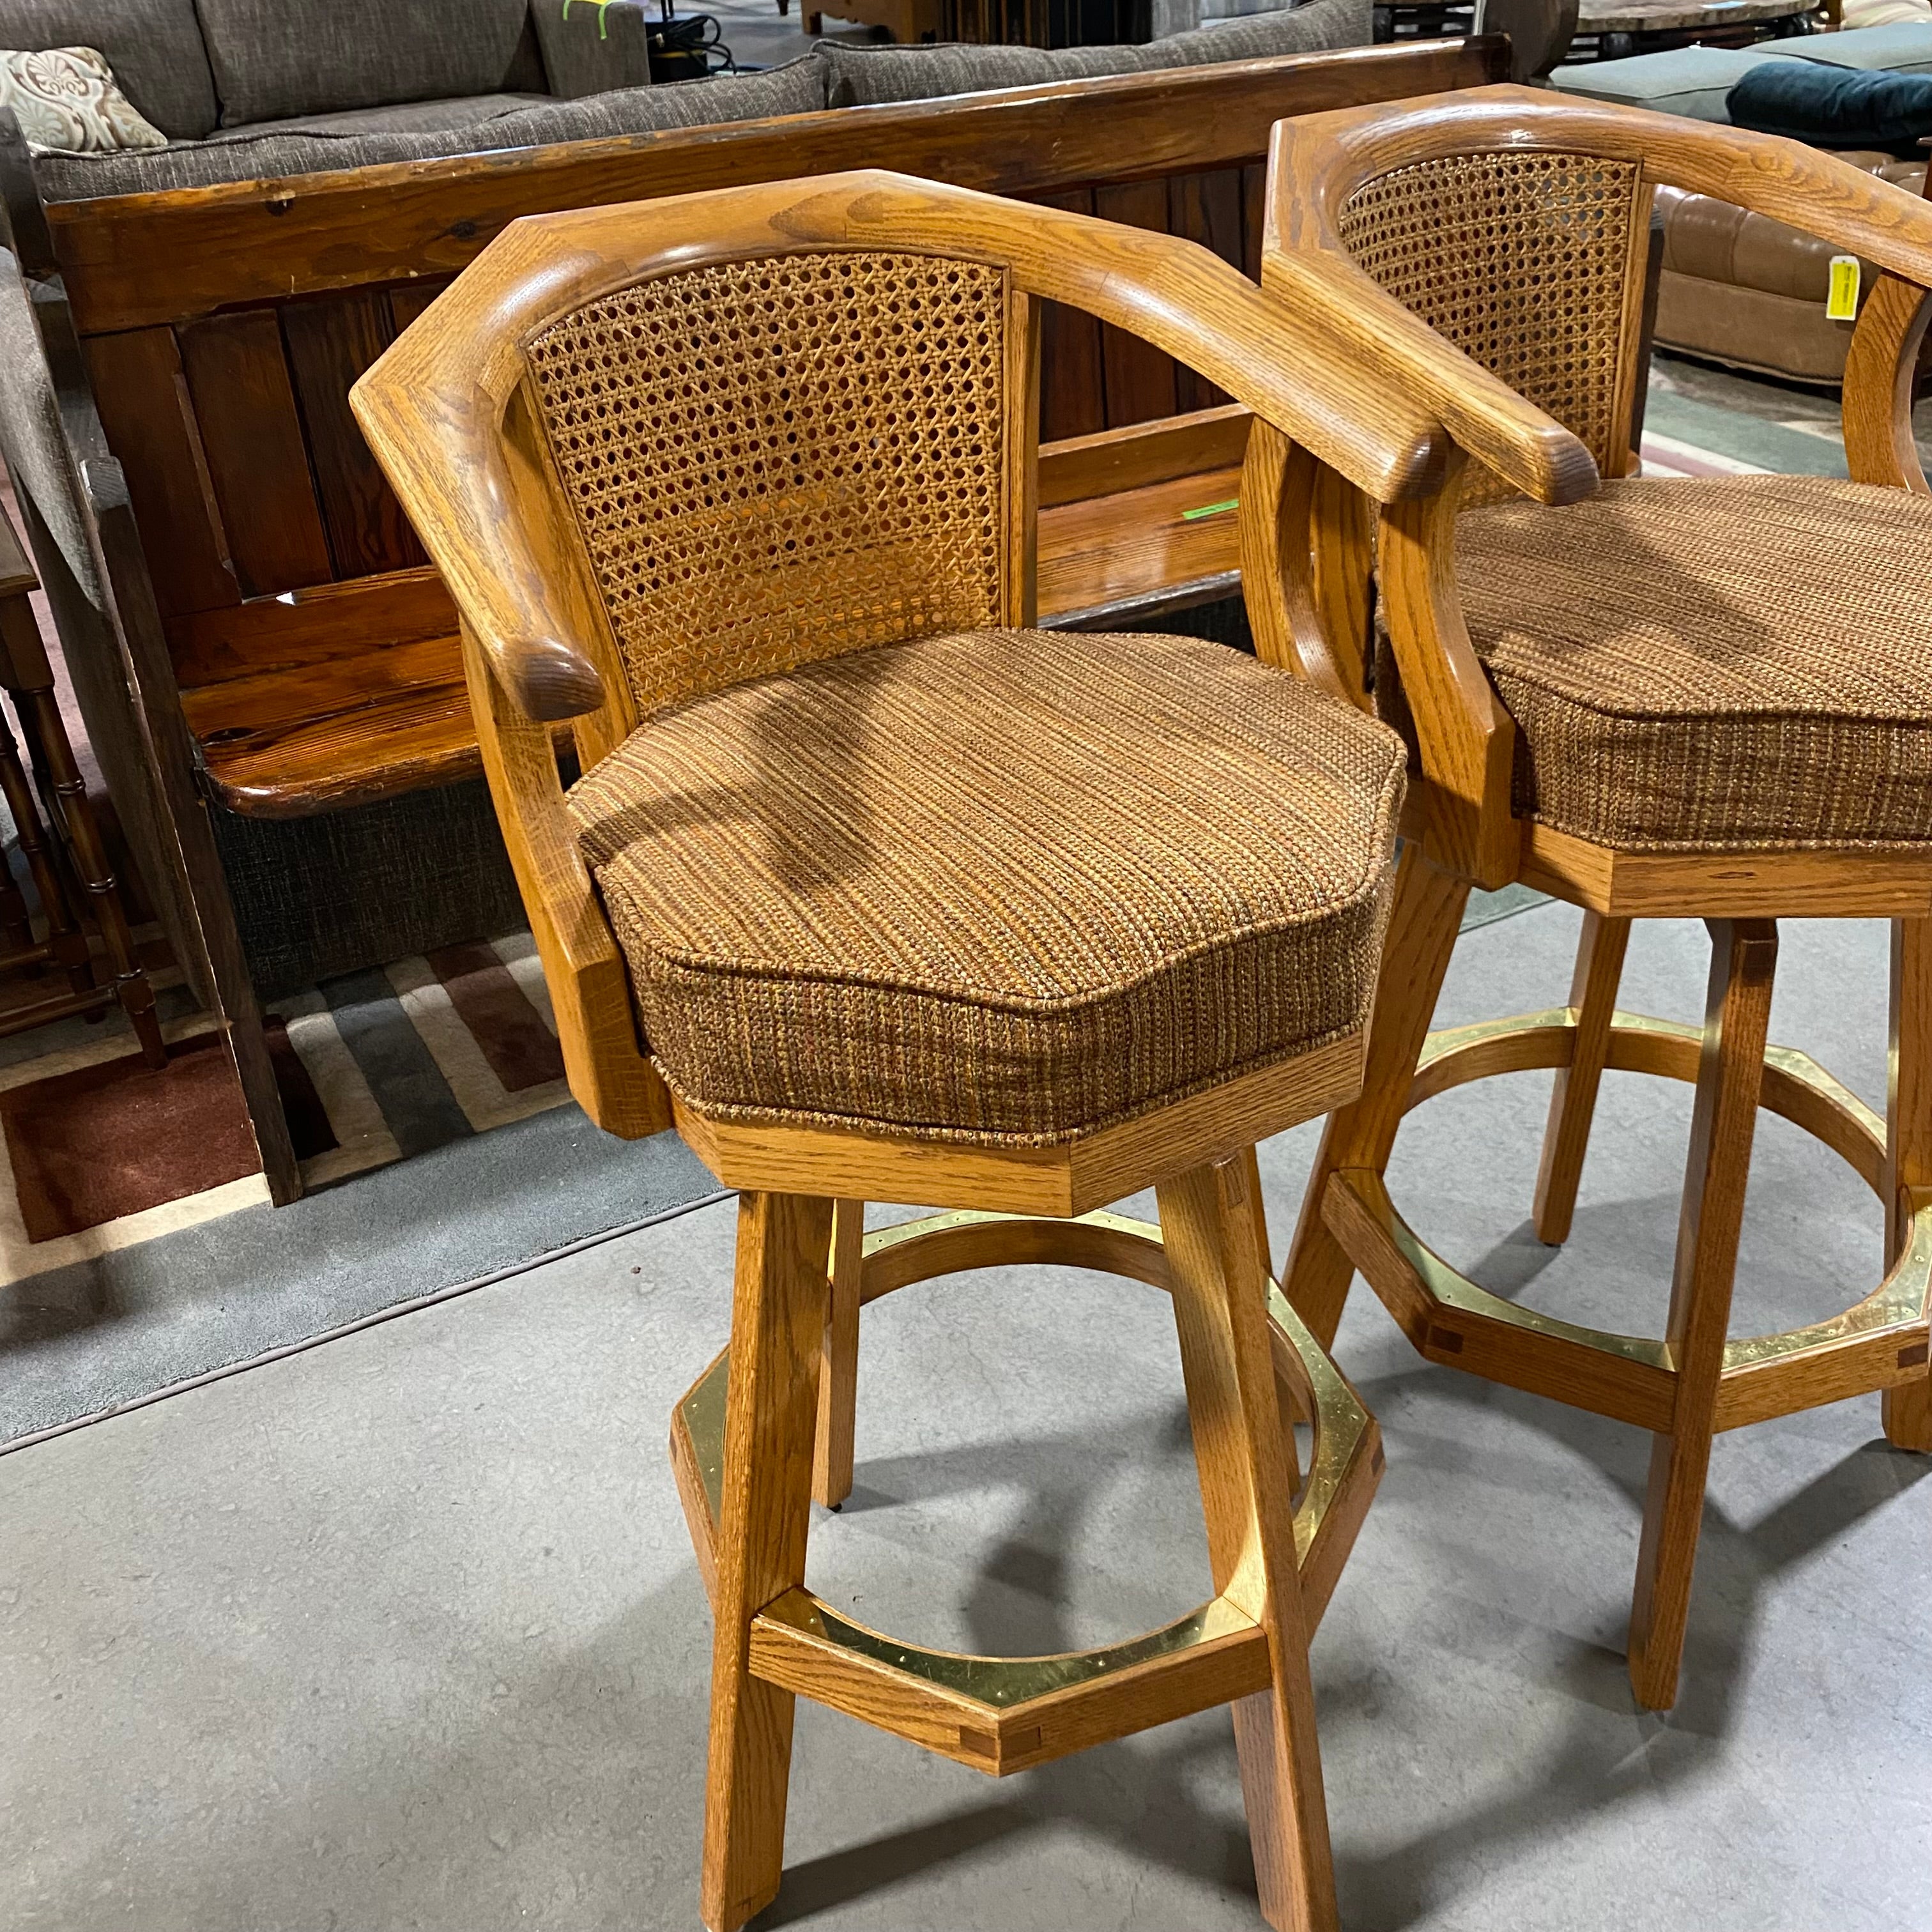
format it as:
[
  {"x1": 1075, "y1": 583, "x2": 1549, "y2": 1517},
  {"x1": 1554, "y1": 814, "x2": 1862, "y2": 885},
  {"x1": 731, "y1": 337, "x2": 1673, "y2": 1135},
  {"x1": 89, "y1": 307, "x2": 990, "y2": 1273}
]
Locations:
[
  {"x1": 2, "y1": 902, "x2": 1926, "y2": 1931},
  {"x1": 0, "y1": 1103, "x2": 723, "y2": 1448}
]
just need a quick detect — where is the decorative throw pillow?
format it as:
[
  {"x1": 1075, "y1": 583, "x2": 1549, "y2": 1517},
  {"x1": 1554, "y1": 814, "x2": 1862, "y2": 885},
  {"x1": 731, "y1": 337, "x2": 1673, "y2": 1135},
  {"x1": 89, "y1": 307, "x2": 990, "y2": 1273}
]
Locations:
[{"x1": 0, "y1": 45, "x2": 166, "y2": 153}]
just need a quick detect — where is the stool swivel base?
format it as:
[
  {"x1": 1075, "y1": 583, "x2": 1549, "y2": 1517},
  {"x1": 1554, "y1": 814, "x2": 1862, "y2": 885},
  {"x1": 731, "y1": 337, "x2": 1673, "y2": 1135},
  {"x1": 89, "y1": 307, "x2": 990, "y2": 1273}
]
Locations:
[{"x1": 670, "y1": 1184, "x2": 1383, "y2": 1932}]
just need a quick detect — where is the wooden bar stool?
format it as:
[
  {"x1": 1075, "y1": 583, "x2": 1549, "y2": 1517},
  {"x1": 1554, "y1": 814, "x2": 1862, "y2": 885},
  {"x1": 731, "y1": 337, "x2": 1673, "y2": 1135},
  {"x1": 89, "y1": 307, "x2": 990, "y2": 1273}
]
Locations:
[
  {"x1": 0, "y1": 508, "x2": 163, "y2": 1062},
  {"x1": 352, "y1": 171, "x2": 1449, "y2": 1930},
  {"x1": 1260, "y1": 86, "x2": 1932, "y2": 1712}
]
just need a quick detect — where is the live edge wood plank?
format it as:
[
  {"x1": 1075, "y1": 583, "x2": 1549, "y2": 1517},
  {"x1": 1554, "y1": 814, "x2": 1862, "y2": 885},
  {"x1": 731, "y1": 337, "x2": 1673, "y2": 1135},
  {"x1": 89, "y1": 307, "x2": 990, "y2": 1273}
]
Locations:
[
  {"x1": 1028, "y1": 188, "x2": 1106, "y2": 445},
  {"x1": 84, "y1": 326, "x2": 238, "y2": 618},
  {"x1": 281, "y1": 293, "x2": 427, "y2": 579},
  {"x1": 49, "y1": 40, "x2": 1511, "y2": 335},
  {"x1": 1094, "y1": 177, "x2": 1181, "y2": 428},
  {"x1": 167, "y1": 565, "x2": 459, "y2": 687}
]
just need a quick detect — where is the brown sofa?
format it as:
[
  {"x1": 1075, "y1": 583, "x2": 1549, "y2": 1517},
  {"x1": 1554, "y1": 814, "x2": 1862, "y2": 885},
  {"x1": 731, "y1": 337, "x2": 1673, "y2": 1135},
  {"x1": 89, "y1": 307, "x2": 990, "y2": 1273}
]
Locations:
[{"x1": 1656, "y1": 153, "x2": 1926, "y2": 383}]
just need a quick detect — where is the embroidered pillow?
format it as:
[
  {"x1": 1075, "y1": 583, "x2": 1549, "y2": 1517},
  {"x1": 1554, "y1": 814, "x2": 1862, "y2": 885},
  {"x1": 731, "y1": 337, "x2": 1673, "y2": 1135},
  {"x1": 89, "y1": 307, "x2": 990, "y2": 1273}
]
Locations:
[{"x1": 0, "y1": 46, "x2": 165, "y2": 153}]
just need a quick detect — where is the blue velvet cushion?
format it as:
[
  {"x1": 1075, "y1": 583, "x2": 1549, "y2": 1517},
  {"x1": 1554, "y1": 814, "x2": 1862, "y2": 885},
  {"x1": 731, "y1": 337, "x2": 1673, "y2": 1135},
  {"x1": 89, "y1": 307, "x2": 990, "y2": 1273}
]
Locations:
[{"x1": 1728, "y1": 60, "x2": 1932, "y2": 152}]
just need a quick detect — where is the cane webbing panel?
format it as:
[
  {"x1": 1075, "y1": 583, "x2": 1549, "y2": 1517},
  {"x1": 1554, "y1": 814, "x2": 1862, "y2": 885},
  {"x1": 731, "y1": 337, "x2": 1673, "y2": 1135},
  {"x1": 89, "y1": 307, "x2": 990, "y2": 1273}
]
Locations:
[
  {"x1": 569, "y1": 627, "x2": 1406, "y2": 1144},
  {"x1": 1337, "y1": 151, "x2": 1641, "y2": 505},
  {"x1": 1456, "y1": 474, "x2": 1932, "y2": 850},
  {"x1": 525, "y1": 251, "x2": 1007, "y2": 719}
]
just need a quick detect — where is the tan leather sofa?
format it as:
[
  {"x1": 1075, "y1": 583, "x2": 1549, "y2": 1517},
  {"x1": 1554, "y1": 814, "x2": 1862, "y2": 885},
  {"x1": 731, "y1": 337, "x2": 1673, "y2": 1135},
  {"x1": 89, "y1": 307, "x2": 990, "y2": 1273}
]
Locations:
[{"x1": 1656, "y1": 155, "x2": 1927, "y2": 383}]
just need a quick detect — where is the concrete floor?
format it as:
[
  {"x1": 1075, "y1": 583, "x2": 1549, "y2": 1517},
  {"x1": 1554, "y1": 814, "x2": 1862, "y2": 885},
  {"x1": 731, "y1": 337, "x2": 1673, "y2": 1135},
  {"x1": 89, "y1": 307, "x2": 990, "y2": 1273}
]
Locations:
[{"x1": 4, "y1": 902, "x2": 1929, "y2": 1931}]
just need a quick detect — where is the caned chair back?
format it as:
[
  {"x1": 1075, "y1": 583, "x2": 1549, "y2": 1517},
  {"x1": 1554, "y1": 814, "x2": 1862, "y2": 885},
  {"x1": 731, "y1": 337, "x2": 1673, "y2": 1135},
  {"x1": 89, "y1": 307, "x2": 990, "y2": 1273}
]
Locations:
[
  {"x1": 1261, "y1": 86, "x2": 1932, "y2": 890},
  {"x1": 1264, "y1": 86, "x2": 1932, "y2": 506},
  {"x1": 1330, "y1": 148, "x2": 1650, "y2": 502},
  {"x1": 521, "y1": 249, "x2": 1018, "y2": 722}
]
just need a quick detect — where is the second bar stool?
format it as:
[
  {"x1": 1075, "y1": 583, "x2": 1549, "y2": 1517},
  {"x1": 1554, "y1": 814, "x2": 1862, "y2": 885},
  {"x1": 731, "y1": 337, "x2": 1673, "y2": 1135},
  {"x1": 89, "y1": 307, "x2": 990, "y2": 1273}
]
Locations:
[
  {"x1": 352, "y1": 171, "x2": 1449, "y2": 1931},
  {"x1": 1261, "y1": 87, "x2": 1932, "y2": 1712}
]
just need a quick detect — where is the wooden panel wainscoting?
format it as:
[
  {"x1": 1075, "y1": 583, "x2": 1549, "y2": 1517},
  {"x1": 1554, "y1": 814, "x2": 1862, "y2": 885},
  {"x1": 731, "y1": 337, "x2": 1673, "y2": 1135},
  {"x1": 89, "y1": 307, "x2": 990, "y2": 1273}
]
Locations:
[
  {"x1": 43, "y1": 38, "x2": 1507, "y2": 824},
  {"x1": 176, "y1": 310, "x2": 334, "y2": 599}
]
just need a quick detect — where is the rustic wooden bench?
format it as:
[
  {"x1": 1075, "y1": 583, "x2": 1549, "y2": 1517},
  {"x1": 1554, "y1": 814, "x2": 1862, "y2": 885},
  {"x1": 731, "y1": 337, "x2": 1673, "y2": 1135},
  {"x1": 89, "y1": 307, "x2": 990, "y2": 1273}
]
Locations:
[{"x1": 3, "y1": 34, "x2": 1505, "y2": 1197}]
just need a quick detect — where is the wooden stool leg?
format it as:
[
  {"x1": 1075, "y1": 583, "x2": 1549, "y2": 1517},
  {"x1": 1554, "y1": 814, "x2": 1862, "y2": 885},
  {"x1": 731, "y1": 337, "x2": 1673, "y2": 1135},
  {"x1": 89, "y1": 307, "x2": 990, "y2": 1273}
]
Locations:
[
  {"x1": 1628, "y1": 919, "x2": 1777, "y2": 1711},
  {"x1": 813, "y1": 1197, "x2": 864, "y2": 1508},
  {"x1": 1883, "y1": 919, "x2": 1932, "y2": 1452},
  {"x1": 1243, "y1": 1141, "x2": 1307, "y2": 1447},
  {"x1": 702, "y1": 1190, "x2": 834, "y2": 1932},
  {"x1": 1533, "y1": 910, "x2": 1632, "y2": 1245},
  {"x1": 1283, "y1": 840, "x2": 1469, "y2": 1347},
  {"x1": 1161, "y1": 1154, "x2": 1337, "y2": 1932}
]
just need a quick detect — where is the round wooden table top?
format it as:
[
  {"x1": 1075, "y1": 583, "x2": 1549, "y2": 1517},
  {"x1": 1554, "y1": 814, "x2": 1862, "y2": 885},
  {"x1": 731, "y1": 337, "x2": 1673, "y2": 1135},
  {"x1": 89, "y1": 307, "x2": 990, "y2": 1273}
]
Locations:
[{"x1": 1577, "y1": 0, "x2": 1805, "y2": 29}]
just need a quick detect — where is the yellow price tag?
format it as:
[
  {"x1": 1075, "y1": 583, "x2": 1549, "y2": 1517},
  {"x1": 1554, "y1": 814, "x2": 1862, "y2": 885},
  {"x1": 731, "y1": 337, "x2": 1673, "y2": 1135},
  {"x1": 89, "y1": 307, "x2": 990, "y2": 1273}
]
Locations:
[{"x1": 1827, "y1": 254, "x2": 1861, "y2": 322}]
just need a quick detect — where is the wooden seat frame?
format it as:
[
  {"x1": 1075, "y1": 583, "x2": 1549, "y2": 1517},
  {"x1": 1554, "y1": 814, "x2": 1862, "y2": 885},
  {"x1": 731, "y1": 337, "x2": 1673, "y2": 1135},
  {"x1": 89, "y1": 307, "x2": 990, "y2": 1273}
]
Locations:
[
  {"x1": 350, "y1": 171, "x2": 1461, "y2": 1932},
  {"x1": 1259, "y1": 85, "x2": 1932, "y2": 1712}
]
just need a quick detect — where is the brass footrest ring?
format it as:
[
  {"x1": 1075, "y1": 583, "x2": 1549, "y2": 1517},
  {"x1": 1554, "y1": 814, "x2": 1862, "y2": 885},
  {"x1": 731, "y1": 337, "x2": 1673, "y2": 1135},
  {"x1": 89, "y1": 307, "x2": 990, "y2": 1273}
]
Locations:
[
  {"x1": 670, "y1": 1209, "x2": 1383, "y2": 1777},
  {"x1": 1325, "y1": 1008, "x2": 1932, "y2": 1434}
]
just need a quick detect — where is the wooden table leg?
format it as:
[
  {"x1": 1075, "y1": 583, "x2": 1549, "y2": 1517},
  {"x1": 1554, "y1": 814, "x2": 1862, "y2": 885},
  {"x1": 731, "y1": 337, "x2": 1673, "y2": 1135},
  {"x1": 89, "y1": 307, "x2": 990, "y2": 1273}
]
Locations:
[
  {"x1": 1628, "y1": 918, "x2": 1777, "y2": 1711},
  {"x1": 14, "y1": 681, "x2": 165, "y2": 1066}
]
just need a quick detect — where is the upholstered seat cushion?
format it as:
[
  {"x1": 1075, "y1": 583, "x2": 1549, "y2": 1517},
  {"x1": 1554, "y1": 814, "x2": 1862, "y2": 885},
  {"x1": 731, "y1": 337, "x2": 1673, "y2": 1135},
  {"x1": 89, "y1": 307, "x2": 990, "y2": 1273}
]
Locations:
[
  {"x1": 1455, "y1": 474, "x2": 1932, "y2": 850},
  {"x1": 568, "y1": 627, "x2": 1405, "y2": 1144}
]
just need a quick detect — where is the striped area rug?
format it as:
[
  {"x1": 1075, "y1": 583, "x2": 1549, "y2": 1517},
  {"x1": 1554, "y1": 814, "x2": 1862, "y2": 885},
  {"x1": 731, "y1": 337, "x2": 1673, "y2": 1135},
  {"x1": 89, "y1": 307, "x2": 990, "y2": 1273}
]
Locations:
[
  {"x1": 1638, "y1": 430, "x2": 1765, "y2": 479},
  {"x1": 0, "y1": 933, "x2": 575, "y2": 1290},
  {"x1": 274, "y1": 933, "x2": 569, "y2": 1190}
]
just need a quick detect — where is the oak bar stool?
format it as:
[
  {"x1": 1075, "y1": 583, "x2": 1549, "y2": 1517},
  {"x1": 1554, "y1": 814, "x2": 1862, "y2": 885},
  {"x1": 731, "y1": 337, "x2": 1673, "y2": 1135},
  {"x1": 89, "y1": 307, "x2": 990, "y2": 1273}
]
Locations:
[
  {"x1": 351, "y1": 172, "x2": 1451, "y2": 1931},
  {"x1": 1257, "y1": 86, "x2": 1932, "y2": 1711}
]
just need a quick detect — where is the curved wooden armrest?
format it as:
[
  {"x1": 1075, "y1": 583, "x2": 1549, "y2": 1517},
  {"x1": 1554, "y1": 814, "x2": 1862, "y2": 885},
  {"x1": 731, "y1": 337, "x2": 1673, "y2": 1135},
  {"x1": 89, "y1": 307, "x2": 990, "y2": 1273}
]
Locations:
[
  {"x1": 351, "y1": 370, "x2": 609, "y2": 722},
  {"x1": 355, "y1": 169, "x2": 1466, "y2": 724},
  {"x1": 1270, "y1": 86, "x2": 1932, "y2": 498},
  {"x1": 460, "y1": 620, "x2": 668, "y2": 1135},
  {"x1": 1844, "y1": 275, "x2": 1932, "y2": 493},
  {"x1": 1260, "y1": 245, "x2": 1599, "y2": 506}
]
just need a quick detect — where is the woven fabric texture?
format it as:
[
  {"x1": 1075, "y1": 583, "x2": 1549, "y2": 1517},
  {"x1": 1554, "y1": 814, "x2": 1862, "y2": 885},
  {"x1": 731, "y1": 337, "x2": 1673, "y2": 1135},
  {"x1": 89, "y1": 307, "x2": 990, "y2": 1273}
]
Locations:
[
  {"x1": 527, "y1": 251, "x2": 1008, "y2": 721},
  {"x1": 569, "y1": 627, "x2": 1406, "y2": 1144},
  {"x1": 1338, "y1": 151, "x2": 1642, "y2": 505},
  {"x1": 1455, "y1": 474, "x2": 1932, "y2": 849}
]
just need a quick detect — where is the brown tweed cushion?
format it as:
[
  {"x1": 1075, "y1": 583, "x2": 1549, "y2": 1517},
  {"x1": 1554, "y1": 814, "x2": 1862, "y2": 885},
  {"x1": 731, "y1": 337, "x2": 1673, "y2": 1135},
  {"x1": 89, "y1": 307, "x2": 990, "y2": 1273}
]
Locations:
[
  {"x1": 568, "y1": 627, "x2": 1406, "y2": 1145},
  {"x1": 1455, "y1": 474, "x2": 1932, "y2": 850}
]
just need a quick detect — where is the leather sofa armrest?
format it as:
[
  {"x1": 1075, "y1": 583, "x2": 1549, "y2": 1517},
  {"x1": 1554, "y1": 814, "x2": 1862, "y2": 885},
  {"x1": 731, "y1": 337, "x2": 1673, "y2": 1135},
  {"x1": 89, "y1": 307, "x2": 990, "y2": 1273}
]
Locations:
[{"x1": 530, "y1": 0, "x2": 656, "y2": 98}]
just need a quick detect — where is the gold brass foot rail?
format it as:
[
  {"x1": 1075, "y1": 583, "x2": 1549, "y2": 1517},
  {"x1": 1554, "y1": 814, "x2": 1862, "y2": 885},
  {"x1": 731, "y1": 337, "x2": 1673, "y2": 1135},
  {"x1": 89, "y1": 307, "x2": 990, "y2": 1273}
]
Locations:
[
  {"x1": 1328, "y1": 1009, "x2": 1932, "y2": 1435},
  {"x1": 671, "y1": 1209, "x2": 1382, "y2": 1779}
]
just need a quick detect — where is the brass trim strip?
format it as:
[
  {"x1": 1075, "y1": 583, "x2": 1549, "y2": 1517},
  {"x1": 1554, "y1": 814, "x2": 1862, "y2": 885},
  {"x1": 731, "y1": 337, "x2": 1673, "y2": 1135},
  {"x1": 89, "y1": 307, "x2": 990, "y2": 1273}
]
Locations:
[
  {"x1": 1384, "y1": 1008, "x2": 1932, "y2": 1385},
  {"x1": 756, "y1": 1588, "x2": 1258, "y2": 1708},
  {"x1": 1346, "y1": 1167, "x2": 1670, "y2": 1371}
]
